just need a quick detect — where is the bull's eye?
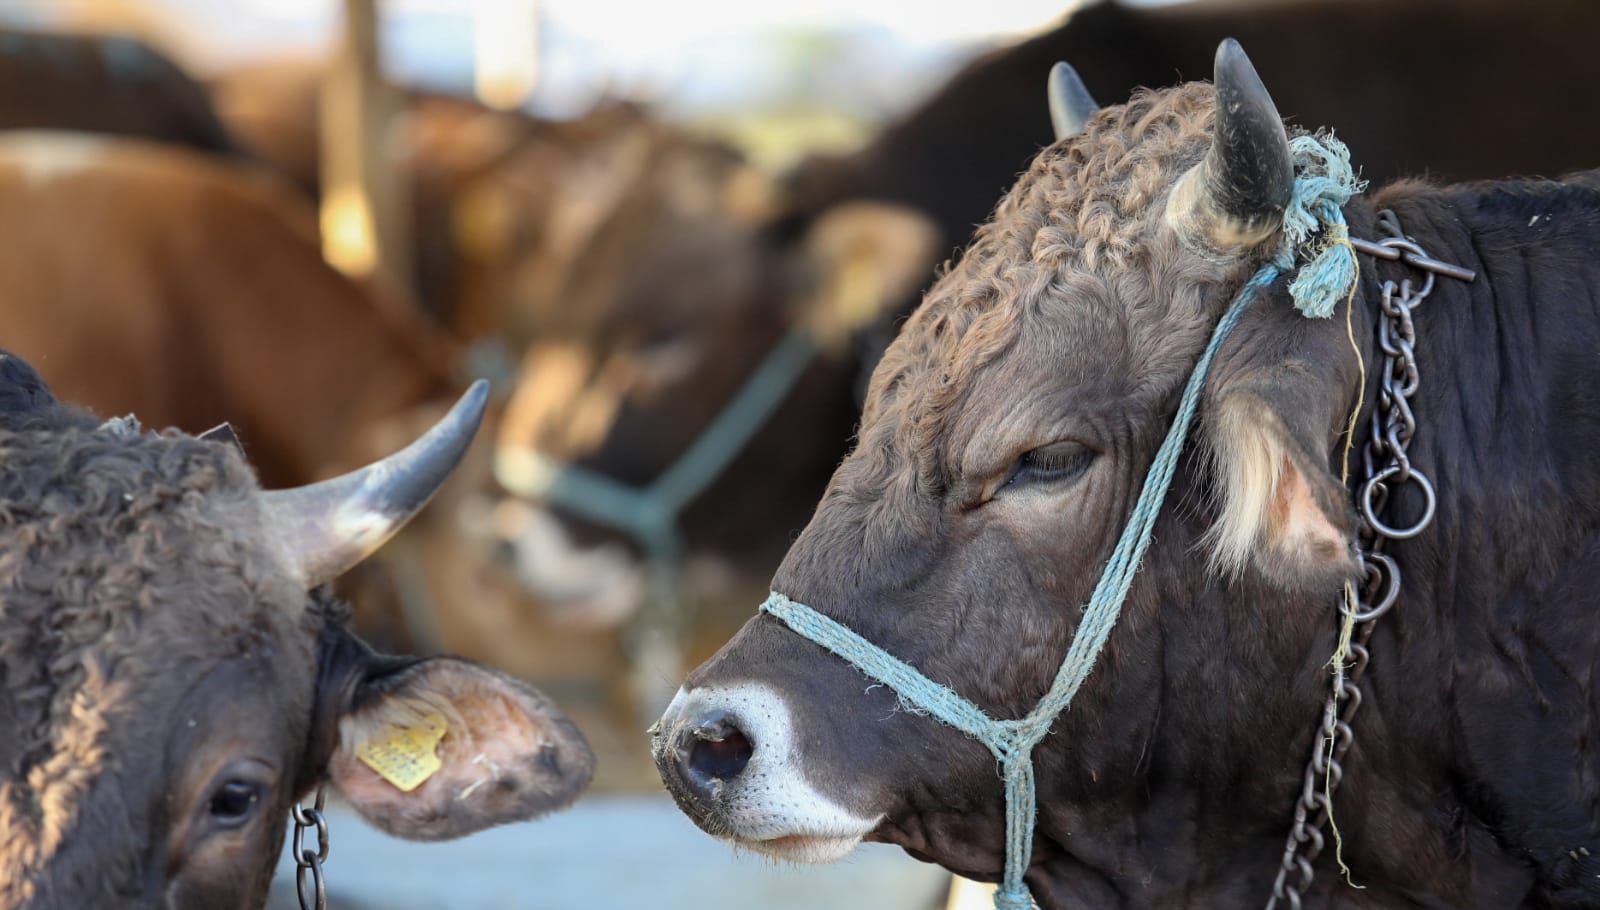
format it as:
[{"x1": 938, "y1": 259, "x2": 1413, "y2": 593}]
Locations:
[
  {"x1": 1005, "y1": 442, "x2": 1095, "y2": 489},
  {"x1": 208, "y1": 780, "x2": 263, "y2": 826}
]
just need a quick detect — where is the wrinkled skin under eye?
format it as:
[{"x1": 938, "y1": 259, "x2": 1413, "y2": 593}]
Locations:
[{"x1": 1003, "y1": 441, "x2": 1097, "y2": 490}]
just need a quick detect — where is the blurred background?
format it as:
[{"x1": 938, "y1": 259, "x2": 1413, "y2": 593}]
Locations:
[
  {"x1": 0, "y1": 0, "x2": 1592, "y2": 906},
  {"x1": 0, "y1": 0, "x2": 1085, "y2": 143}
]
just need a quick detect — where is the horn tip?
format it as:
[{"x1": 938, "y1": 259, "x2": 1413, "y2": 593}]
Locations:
[
  {"x1": 454, "y1": 379, "x2": 491, "y2": 432},
  {"x1": 1212, "y1": 38, "x2": 1271, "y2": 106},
  {"x1": 1215, "y1": 37, "x2": 1246, "y2": 67},
  {"x1": 1047, "y1": 60, "x2": 1099, "y2": 141}
]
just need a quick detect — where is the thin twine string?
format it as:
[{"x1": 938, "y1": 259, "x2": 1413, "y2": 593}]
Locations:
[{"x1": 1325, "y1": 240, "x2": 1367, "y2": 887}]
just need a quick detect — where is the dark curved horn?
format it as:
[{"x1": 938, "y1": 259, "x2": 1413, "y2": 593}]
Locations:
[
  {"x1": 262, "y1": 380, "x2": 489, "y2": 587},
  {"x1": 1166, "y1": 39, "x2": 1293, "y2": 250},
  {"x1": 1047, "y1": 62, "x2": 1099, "y2": 140}
]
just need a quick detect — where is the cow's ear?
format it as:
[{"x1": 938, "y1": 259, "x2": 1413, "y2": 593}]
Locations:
[
  {"x1": 791, "y1": 202, "x2": 940, "y2": 351},
  {"x1": 1203, "y1": 354, "x2": 1360, "y2": 590},
  {"x1": 326, "y1": 657, "x2": 593, "y2": 841}
]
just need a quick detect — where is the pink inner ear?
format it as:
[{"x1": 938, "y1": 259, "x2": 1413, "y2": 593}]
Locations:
[
  {"x1": 329, "y1": 684, "x2": 548, "y2": 806},
  {"x1": 326, "y1": 662, "x2": 593, "y2": 841},
  {"x1": 1270, "y1": 455, "x2": 1346, "y2": 564},
  {"x1": 434, "y1": 687, "x2": 548, "y2": 789}
]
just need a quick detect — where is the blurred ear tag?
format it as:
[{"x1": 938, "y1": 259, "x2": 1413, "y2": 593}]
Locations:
[{"x1": 356, "y1": 712, "x2": 449, "y2": 793}]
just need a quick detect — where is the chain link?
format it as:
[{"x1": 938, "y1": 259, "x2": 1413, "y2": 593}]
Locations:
[
  {"x1": 292, "y1": 786, "x2": 330, "y2": 910},
  {"x1": 1266, "y1": 210, "x2": 1473, "y2": 909}
]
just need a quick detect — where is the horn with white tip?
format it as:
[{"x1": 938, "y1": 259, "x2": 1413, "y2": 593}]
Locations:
[
  {"x1": 262, "y1": 380, "x2": 489, "y2": 587},
  {"x1": 1047, "y1": 61, "x2": 1099, "y2": 140}
]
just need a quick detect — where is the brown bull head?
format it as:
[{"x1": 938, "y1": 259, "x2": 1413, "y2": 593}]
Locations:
[
  {"x1": 652, "y1": 41, "x2": 1372, "y2": 906},
  {"x1": 0, "y1": 367, "x2": 593, "y2": 910}
]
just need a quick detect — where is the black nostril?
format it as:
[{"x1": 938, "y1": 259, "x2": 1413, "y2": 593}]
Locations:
[{"x1": 681, "y1": 714, "x2": 753, "y2": 785}]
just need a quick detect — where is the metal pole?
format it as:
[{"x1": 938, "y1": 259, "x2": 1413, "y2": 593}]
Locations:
[{"x1": 320, "y1": 0, "x2": 413, "y2": 309}]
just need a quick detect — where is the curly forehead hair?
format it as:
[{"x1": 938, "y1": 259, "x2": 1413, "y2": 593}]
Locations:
[
  {"x1": 0, "y1": 420, "x2": 321, "y2": 669},
  {"x1": 0, "y1": 422, "x2": 320, "y2": 897},
  {"x1": 857, "y1": 82, "x2": 1221, "y2": 486}
]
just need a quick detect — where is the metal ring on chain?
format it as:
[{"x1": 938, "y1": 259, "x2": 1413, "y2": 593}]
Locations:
[
  {"x1": 1343, "y1": 553, "x2": 1400, "y2": 622},
  {"x1": 1360, "y1": 465, "x2": 1436, "y2": 540}
]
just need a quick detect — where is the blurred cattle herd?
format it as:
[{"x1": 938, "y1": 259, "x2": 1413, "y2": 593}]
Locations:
[{"x1": 0, "y1": 0, "x2": 1595, "y2": 738}]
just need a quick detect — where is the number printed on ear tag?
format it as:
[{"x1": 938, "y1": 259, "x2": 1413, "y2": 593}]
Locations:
[{"x1": 356, "y1": 712, "x2": 449, "y2": 792}]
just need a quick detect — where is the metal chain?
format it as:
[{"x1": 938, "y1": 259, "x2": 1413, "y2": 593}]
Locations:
[
  {"x1": 1266, "y1": 209, "x2": 1474, "y2": 909},
  {"x1": 292, "y1": 786, "x2": 331, "y2": 910}
]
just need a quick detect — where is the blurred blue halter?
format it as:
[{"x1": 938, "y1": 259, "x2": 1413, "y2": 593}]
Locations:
[
  {"x1": 761, "y1": 135, "x2": 1363, "y2": 909},
  {"x1": 495, "y1": 328, "x2": 816, "y2": 569}
]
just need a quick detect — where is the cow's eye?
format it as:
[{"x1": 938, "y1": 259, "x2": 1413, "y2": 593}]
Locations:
[
  {"x1": 207, "y1": 780, "x2": 263, "y2": 826},
  {"x1": 1005, "y1": 442, "x2": 1095, "y2": 489}
]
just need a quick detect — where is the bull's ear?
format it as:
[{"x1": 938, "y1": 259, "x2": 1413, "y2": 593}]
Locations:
[
  {"x1": 326, "y1": 657, "x2": 594, "y2": 841},
  {"x1": 792, "y1": 202, "x2": 940, "y2": 351},
  {"x1": 1204, "y1": 359, "x2": 1359, "y2": 589}
]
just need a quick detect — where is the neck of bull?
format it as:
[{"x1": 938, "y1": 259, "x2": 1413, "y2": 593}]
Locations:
[
  {"x1": 1329, "y1": 178, "x2": 1600, "y2": 899},
  {"x1": 1021, "y1": 179, "x2": 1600, "y2": 908}
]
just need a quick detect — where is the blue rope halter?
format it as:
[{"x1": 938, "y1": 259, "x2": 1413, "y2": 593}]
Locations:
[{"x1": 761, "y1": 135, "x2": 1362, "y2": 909}]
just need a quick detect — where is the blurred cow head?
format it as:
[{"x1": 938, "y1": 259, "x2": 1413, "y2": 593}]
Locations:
[{"x1": 463, "y1": 116, "x2": 939, "y2": 625}]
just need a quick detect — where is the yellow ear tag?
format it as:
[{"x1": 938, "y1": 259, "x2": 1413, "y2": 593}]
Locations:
[{"x1": 356, "y1": 712, "x2": 449, "y2": 793}]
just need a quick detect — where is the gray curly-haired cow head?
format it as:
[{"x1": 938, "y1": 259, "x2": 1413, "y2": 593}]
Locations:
[
  {"x1": 654, "y1": 41, "x2": 1384, "y2": 907},
  {"x1": 0, "y1": 358, "x2": 592, "y2": 910}
]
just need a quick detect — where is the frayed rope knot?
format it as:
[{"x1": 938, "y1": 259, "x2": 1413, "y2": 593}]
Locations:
[
  {"x1": 994, "y1": 887, "x2": 1035, "y2": 910},
  {"x1": 758, "y1": 133, "x2": 1364, "y2": 910},
  {"x1": 1277, "y1": 134, "x2": 1365, "y2": 318}
]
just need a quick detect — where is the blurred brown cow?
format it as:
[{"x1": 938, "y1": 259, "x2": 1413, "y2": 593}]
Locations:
[
  {"x1": 207, "y1": 63, "x2": 941, "y2": 637},
  {"x1": 0, "y1": 27, "x2": 237, "y2": 154},
  {"x1": 481, "y1": 0, "x2": 1600, "y2": 630},
  {"x1": 0, "y1": 131, "x2": 577, "y2": 669},
  {"x1": 0, "y1": 132, "x2": 447, "y2": 490},
  {"x1": 210, "y1": 60, "x2": 662, "y2": 342}
]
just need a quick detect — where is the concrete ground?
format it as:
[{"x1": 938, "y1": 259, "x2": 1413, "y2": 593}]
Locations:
[{"x1": 267, "y1": 793, "x2": 952, "y2": 910}]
